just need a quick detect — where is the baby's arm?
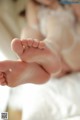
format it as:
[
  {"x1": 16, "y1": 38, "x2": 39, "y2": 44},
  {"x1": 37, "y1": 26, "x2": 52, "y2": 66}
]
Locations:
[{"x1": 21, "y1": 0, "x2": 44, "y2": 40}]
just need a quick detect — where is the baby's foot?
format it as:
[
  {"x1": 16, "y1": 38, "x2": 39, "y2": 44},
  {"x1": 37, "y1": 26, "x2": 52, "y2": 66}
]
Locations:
[
  {"x1": 12, "y1": 38, "x2": 62, "y2": 75},
  {"x1": 0, "y1": 72, "x2": 7, "y2": 86},
  {"x1": 0, "y1": 60, "x2": 50, "y2": 87}
]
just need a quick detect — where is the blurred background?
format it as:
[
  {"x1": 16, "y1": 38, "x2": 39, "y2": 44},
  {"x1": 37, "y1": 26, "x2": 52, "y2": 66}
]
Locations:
[
  {"x1": 0, "y1": 0, "x2": 80, "y2": 120},
  {"x1": 0, "y1": 0, "x2": 27, "y2": 119}
]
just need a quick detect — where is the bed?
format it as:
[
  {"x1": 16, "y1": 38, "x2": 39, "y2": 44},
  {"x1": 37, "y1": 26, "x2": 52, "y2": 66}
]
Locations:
[
  {"x1": 0, "y1": 0, "x2": 80, "y2": 120},
  {"x1": 21, "y1": 73, "x2": 80, "y2": 120}
]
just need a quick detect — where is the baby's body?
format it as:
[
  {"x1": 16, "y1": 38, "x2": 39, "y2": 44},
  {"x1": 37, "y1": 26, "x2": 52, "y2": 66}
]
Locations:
[
  {"x1": 0, "y1": 0, "x2": 80, "y2": 87},
  {"x1": 38, "y1": 5, "x2": 75, "y2": 36},
  {"x1": 17, "y1": 0, "x2": 80, "y2": 73}
]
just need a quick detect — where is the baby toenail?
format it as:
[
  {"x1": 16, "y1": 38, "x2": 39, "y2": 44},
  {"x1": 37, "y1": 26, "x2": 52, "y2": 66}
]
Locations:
[{"x1": 9, "y1": 69, "x2": 12, "y2": 72}]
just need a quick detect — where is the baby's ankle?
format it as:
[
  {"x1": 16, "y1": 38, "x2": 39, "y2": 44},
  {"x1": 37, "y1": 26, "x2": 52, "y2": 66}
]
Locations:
[{"x1": 44, "y1": 38, "x2": 61, "y2": 54}]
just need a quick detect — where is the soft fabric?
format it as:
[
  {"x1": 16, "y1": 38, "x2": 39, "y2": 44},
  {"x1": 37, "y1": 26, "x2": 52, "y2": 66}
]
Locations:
[
  {"x1": 0, "y1": 1, "x2": 80, "y2": 120},
  {"x1": 22, "y1": 73, "x2": 80, "y2": 120}
]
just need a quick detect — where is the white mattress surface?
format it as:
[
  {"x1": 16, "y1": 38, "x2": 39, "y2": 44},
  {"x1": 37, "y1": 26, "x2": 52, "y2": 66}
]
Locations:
[{"x1": 21, "y1": 73, "x2": 80, "y2": 120}]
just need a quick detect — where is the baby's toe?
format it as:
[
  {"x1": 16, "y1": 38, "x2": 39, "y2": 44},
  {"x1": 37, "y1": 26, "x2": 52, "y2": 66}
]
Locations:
[
  {"x1": 1, "y1": 81, "x2": 7, "y2": 86},
  {"x1": 27, "y1": 39, "x2": 33, "y2": 47},
  {"x1": 0, "y1": 78, "x2": 6, "y2": 84},
  {"x1": 38, "y1": 42, "x2": 45, "y2": 49},
  {"x1": 21, "y1": 39, "x2": 28, "y2": 48},
  {"x1": 0, "y1": 72, "x2": 4, "y2": 78},
  {"x1": 33, "y1": 40, "x2": 39, "y2": 48},
  {"x1": 11, "y1": 38, "x2": 23, "y2": 55}
]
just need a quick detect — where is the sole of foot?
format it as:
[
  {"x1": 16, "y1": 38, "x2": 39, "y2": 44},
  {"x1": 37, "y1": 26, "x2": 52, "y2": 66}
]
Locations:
[
  {"x1": 11, "y1": 38, "x2": 62, "y2": 75},
  {"x1": 0, "y1": 60, "x2": 50, "y2": 87}
]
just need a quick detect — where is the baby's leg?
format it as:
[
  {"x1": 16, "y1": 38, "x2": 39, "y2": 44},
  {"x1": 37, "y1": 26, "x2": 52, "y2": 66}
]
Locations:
[
  {"x1": 21, "y1": 25, "x2": 44, "y2": 40},
  {"x1": 12, "y1": 25, "x2": 61, "y2": 75},
  {"x1": 61, "y1": 39, "x2": 80, "y2": 71},
  {"x1": 0, "y1": 20, "x2": 17, "y2": 59},
  {"x1": 45, "y1": 16, "x2": 80, "y2": 72},
  {"x1": 0, "y1": 60, "x2": 50, "y2": 87},
  {"x1": 12, "y1": 17, "x2": 72, "y2": 76}
]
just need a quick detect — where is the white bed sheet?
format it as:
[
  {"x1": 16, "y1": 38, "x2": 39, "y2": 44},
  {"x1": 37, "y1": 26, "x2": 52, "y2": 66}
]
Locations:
[{"x1": 21, "y1": 73, "x2": 80, "y2": 120}]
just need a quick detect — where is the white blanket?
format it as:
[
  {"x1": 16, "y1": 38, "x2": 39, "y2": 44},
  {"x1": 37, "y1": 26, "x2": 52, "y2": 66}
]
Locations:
[{"x1": 21, "y1": 73, "x2": 80, "y2": 120}]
